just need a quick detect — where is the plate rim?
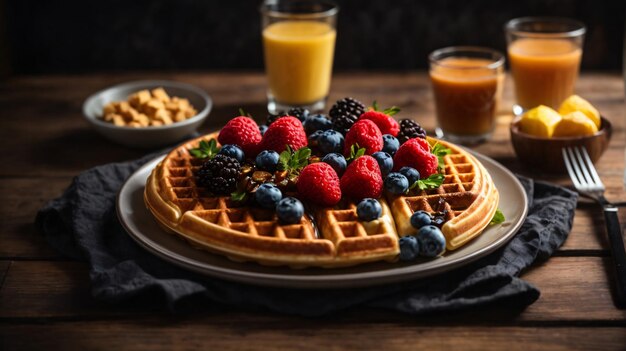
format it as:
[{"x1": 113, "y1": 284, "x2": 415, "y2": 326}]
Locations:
[{"x1": 116, "y1": 150, "x2": 528, "y2": 289}]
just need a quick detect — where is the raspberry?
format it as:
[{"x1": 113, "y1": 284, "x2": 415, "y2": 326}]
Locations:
[
  {"x1": 358, "y1": 111, "x2": 400, "y2": 136},
  {"x1": 217, "y1": 116, "x2": 262, "y2": 158},
  {"x1": 392, "y1": 138, "x2": 438, "y2": 177},
  {"x1": 343, "y1": 119, "x2": 383, "y2": 156},
  {"x1": 340, "y1": 155, "x2": 383, "y2": 200},
  {"x1": 260, "y1": 116, "x2": 308, "y2": 153},
  {"x1": 297, "y1": 163, "x2": 341, "y2": 206}
]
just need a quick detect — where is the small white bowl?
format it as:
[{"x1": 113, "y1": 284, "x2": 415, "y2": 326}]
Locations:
[{"x1": 83, "y1": 80, "x2": 212, "y2": 148}]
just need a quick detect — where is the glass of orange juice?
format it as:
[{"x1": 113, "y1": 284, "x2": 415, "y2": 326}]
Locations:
[
  {"x1": 429, "y1": 47, "x2": 505, "y2": 145},
  {"x1": 505, "y1": 17, "x2": 586, "y2": 114},
  {"x1": 260, "y1": 1, "x2": 338, "y2": 114}
]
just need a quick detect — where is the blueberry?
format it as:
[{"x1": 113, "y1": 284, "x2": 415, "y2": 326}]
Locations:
[
  {"x1": 372, "y1": 151, "x2": 393, "y2": 176},
  {"x1": 304, "y1": 114, "x2": 332, "y2": 135},
  {"x1": 255, "y1": 150, "x2": 280, "y2": 172},
  {"x1": 322, "y1": 153, "x2": 347, "y2": 177},
  {"x1": 382, "y1": 134, "x2": 400, "y2": 155},
  {"x1": 259, "y1": 124, "x2": 268, "y2": 136},
  {"x1": 356, "y1": 198, "x2": 382, "y2": 221},
  {"x1": 255, "y1": 183, "x2": 282, "y2": 209},
  {"x1": 218, "y1": 144, "x2": 245, "y2": 163},
  {"x1": 410, "y1": 210, "x2": 432, "y2": 229},
  {"x1": 384, "y1": 172, "x2": 409, "y2": 195},
  {"x1": 418, "y1": 225, "x2": 446, "y2": 257},
  {"x1": 399, "y1": 166, "x2": 420, "y2": 185},
  {"x1": 398, "y1": 236, "x2": 420, "y2": 261},
  {"x1": 276, "y1": 197, "x2": 305, "y2": 224},
  {"x1": 318, "y1": 129, "x2": 344, "y2": 155}
]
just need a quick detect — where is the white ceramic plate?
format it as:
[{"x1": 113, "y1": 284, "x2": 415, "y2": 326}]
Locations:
[{"x1": 117, "y1": 152, "x2": 528, "y2": 289}]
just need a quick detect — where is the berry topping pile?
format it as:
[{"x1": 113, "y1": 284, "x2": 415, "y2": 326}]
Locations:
[{"x1": 189, "y1": 100, "x2": 452, "y2": 259}]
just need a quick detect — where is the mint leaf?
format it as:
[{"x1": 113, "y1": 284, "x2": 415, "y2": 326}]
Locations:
[
  {"x1": 410, "y1": 173, "x2": 445, "y2": 191},
  {"x1": 292, "y1": 147, "x2": 311, "y2": 169},
  {"x1": 372, "y1": 100, "x2": 379, "y2": 111},
  {"x1": 382, "y1": 106, "x2": 400, "y2": 116},
  {"x1": 350, "y1": 144, "x2": 357, "y2": 158},
  {"x1": 189, "y1": 138, "x2": 220, "y2": 159},
  {"x1": 277, "y1": 146, "x2": 311, "y2": 173},
  {"x1": 278, "y1": 150, "x2": 291, "y2": 171},
  {"x1": 231, "y1": 190, "x2": 248, "y2": 202},
  {"x1": 356, "y1": 147, "x2": 365, "y2": 158},
  {"x1": 490, "y1": 209, "x2": 505, "y2": 225},
  {"x1": 348, "y1": 143, "x2": 366, "y2": 161},
  {"x1": 431, "y1": 143, "x2": 452, "y2": 171},
  {"x1": 238, "y1": 108, "x2": 252, "y2": 118}
]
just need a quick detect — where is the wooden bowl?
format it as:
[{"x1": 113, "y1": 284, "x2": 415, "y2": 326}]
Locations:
[{"x1": 510, "y1": 116, "x2": 612, "y2": 174}]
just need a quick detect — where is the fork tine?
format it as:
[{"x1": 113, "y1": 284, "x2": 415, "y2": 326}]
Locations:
[
  {"x1": 567, "y1": 147, "x2": 588, "y2": 189},
  {"x1": 579, "y1": 146, "x2": 604, "y2": 188},
  {"x1": 562, "y1": 147, "x2": 582, "y2": 189},
  {"x1": 574, "y1": 146, "x2": 594, "y2": 186}
]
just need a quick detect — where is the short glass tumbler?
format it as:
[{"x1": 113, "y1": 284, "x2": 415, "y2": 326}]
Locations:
[
  {"x1": 429, "y1": 46, "x2": 505, "y2": 145},
  {"x1": 505, "y1": 17, "x2": 586, "y2": 114}
]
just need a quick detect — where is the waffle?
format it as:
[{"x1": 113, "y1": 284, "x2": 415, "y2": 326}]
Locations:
[
  {"x1": 144, "y1": 132, "x2": 400, "y2": 268},
  {"x1": 387, "y1": 137, "x2": 499, "y2": 250}
]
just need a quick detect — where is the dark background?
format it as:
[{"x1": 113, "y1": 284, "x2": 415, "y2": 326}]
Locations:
[{"x1": 2, "y1": 0, "x2": 625, "y2": 75}]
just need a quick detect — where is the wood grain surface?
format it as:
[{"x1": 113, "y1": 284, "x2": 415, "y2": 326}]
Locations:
[{"x1": 0, "y1": 72, "x2": 625, "y2": 350}]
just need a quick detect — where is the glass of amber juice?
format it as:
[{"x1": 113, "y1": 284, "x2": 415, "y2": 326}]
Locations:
[
  {"x1": 429, "y1": 47, "x2": 505, "y2": 144},
  {"x1": 505, "y1": 17, "x2": 586, "y2": 114},
  {"x1": 261, "y1": 1, "x2": 338, "y2": 114}
]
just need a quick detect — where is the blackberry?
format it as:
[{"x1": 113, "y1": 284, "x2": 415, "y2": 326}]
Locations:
[
  {"x1": 196, "y1": 154, "x2": 241, "y2": 195},
  {"x1": 397, "y1": 119, "x2": 426, "y2": 144},
  {"x1": 266, "y1": 111, "x2": 287, "y2": 125},
  {"x1": 329, "y1": 97, "x2": 365, "y2": 134},
  {"x1": 287, "y1": 107, "x2": 309, "y2": 122}
]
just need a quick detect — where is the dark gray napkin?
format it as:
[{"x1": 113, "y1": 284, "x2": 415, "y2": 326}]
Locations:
[{"x1": 35, "y1": 155, "x2": 578, "y2": 316}]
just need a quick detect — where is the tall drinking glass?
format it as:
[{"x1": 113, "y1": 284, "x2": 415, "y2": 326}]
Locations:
[
  {"x1": 505, "y1": 17, "x2": 586, "y2": 114},
  {"x1": 260, "y1": 1, "x2": 338, "y2": 114},
  {"x1": 429, "y1": 47, "x2": 505, "y2": 145}
]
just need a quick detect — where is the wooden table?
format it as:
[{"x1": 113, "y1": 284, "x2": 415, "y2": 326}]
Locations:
[{"x1": 1, "y1": 73, "x2": 625, "y2": 350}]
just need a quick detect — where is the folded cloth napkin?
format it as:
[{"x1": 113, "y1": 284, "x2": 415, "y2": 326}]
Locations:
[{"x1": 35, "y1": 154, "x2": 578, "y2": 316}]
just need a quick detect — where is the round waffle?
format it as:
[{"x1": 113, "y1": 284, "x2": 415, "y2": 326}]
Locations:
[{"x1": 144, "y1": 133, "x2": 498, "y2": 267}]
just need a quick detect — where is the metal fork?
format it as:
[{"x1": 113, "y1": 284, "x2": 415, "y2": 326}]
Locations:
[{"x1": 563, "y1": 146, "x2": 626, "y2": 308}]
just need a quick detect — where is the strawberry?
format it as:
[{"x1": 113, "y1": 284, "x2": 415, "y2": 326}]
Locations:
[
  {"x1": 260, "y1": 116, "x2": 308, "y2": 153},
  {"x1": 218, "y1": 116, "x2": 262, "y2": 158},
  {"x1": 392, "y1": 138, "x2": 438, "y2": 177},
  {"x1": 297, "y1": 163, "x2": 341, "y2": 206},
  {"x1": 343, "y1": 119, "x2": 383, "y2": 157},
  {"x1": 340, "y1": 155, "x2": 383, "y2": 200}
]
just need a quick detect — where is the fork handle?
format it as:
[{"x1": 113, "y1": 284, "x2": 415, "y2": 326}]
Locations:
[{"x1": 603, "y1": 207, "x2": 626, "y2": 308}]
